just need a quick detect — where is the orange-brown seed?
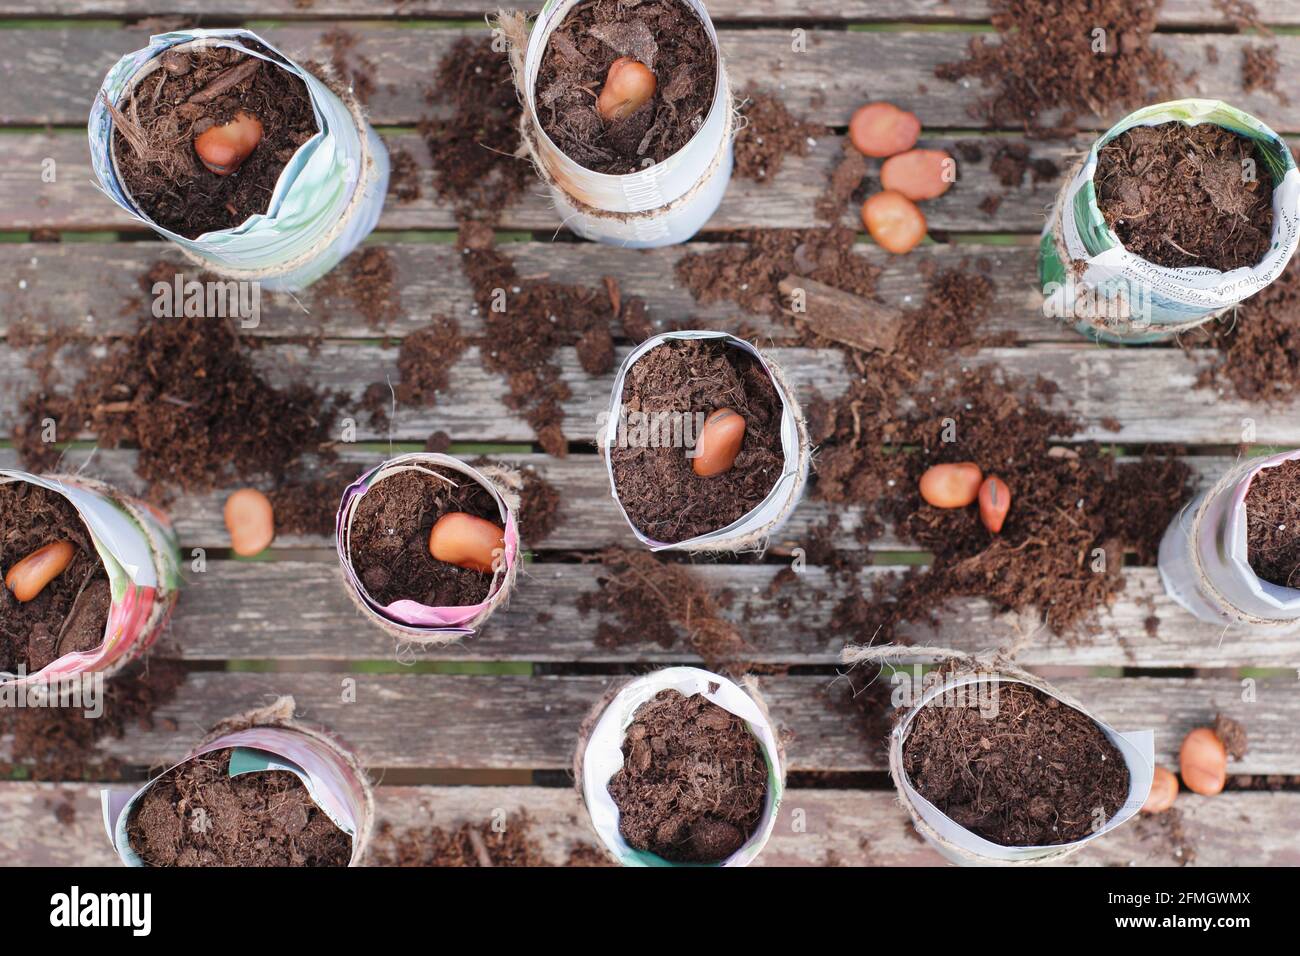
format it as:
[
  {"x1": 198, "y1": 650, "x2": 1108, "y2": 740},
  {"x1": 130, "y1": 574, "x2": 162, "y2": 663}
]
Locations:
[
  {"x1": 692, "y1": 408, "x2": 747, "y2": 478},
  {"x1": 597, "y1": 57, "x2": 657, "y2": 122},
  {"x1": 224, "y1": 488, "x2": 275, "y2": 557},
  {"x1": 1142, "y1": 766, "x2": 1179, "y2": 814},
  {"x1": 1180, "y1": 727, "x2": 1228, "y2": 796},
  {"x1": 428, "y1": 512, "x2": 506, "y2": 575},
  {"x1": 978, "y1": 475, "x2": 1011, "y2": 533},
  {"x1": 880, "y1": 148, "x2": 955, "y2": 201},
  {"x1": 919, "y1": 462, "x2": 983, "y2": 508},
  {"x1": 862, "y1": 191, "x2": 927, "y2": 254},
  {"x1": 4, "y1": 540, "x2": 75, "y2": 603},
  {"x1": 195, "y1": 110, "x2": 264, "y2": 175},
  {"x1": 848, "y1": 102, "x2": 921, "y2": 158}
]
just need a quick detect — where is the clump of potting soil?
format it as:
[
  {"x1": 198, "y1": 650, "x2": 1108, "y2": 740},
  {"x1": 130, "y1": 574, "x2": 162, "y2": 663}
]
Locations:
[
  {"x1": 321, "y1": 26, "x2": 378, "y2": 104},
  {"x1": 111, "y1": 43, "x2": 318, "y2": 239},
  {"x1": 903, "y1": 681, "x2": 1130, "y2": 846},
  {"x1": 1214, "y1": 712, "x2": 1249, "y2": 760},
  {"x1": 267, "y1": 465, "x2": 357, "y2": 537},
  {"x1": 513, "y1": 462, "x2": 562, "y2": 544},
  {"x1": 734, "y1": 87, "x2": 824, "y2": 182},
  {"x1": 1244, "y1": 458, "x2": 1300, "y2": 588},
  {"x1": 14, "y1": 267, "x2": 343, "y2": 494},
  {"x1": 0, "y1": 482, "x2": 110, "y2": 674},
  {"x1": 536, "y1": 0, "x2": 718, "y2": 174},
  {"x1": 347, "y1": 468, "x2": 499, "y2": 608},
  {"x1": 387, "y1": 144, "x2": 423, "y2": 202},
  {"x1": 314, "y1": 247, "x2": 401, "y2": 329},
  {"x1": 815, "y1": 145, "x2": 867, "y2": 223},
  {"x1": 421, "y1": 36, "x2": 530, "y2": 223},
  {"x1": 458, "y1": 224, "x2": 627, "y2": 457},
  {"x1": 1241, "y1": 44, "x2": 1289, "y2": 105},
  {"x1": 1196, "y1": 256, "x2": 1300, "y2": 402},
  {"x1": 1095, "y1": 122, "x2": 1274, "y2": 272},
  {"x1": 576, "y1": 549, "x2": 749, "y2": 671},
  {"x1": 675, "y1": 227, "x2": 878, "y2": 322},
  {"x1": 361, "y1": 314, "x2": 468, "y2": 429},
  {"x1": 935, "y1": 0, "x2": 1179, "y2": 134},
  {"x1": 0, "y1": 657, "x2": 186, "y2": 781},
  {"x1": 368, "y1": 812, "x2": 611, "y2": 866},
  {"x1": 608, "y1": 689, "x2": 768, "y2": 863},
  {"x1": 127, "y1": 749, "x2": 352, "y2": 867},
  {"x1": 610, "y1": 338, "x2": 784, "y2": 544}
]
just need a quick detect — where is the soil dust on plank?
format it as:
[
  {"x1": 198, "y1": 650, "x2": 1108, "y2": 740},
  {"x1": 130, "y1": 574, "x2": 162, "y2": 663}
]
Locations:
[
  {"x1": 1195, "y1": 255, "x2": 1300, "y2": 402},
  {"x1": 1244, "y1": 457, "x2": 1300, "y2": 588},
  {"x1": 127, "y1": 748, "x2": 351, "y2": 867},
  {"x1": 1095, "y1": 122, "x2": 1274, "y2": 272},
  {"x1": 610, "y1": 338, "x2": 785, "y2": 544},
  {"x1": 112, "y1": 43, "x2": 317, "y2": 239},
  {"x1": 537, "y1": 0, "x2": 718, "y2": 174},
  {"x1": 15, "y1": 262, "x2": 343, "y2": 496},
  {"x1": 346, "y1": 468, "x2": 498, "y2": 608},
  {"x1": 902, "y1": 681, "x2": 1130, "y2": 847},
  {"x1": 609, "y1": 689, "x2": 767, "y2": 863},
  {"x1": 368, "y1": 811, "x2": 612, "y2": 866},
  {"x1": 0, "y1": 481, "x2": 110, "y2": 674},
  {"x1": 734, "y1": 87, "x2": 825, "y2": 183},
  {"x1": 935, "y1": 0, "x2": 1180, "y2": 134}
]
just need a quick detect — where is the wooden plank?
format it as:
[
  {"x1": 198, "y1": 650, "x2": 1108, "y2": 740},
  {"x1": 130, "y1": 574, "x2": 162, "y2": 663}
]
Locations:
[
  {"x1": 154, "y1": 559, "x2": 1300, "y2": 669},
  {"x1": 2, "y1": 782, "x2": 1296, "y2": 867},
  {"x1": 0, "y1": 240, "x2": 1069, "y2": 344},
  {"x1": 4, "y1": 27, "x2": 1300, "y2": 131},
  {"x1": 0, "y1": 130, "x2": 1077, "y2": 234},
  {"x1": 3, "y1": 672, "x2": 1292, "y2": 774},
  {"x1": 4, "y1": 341, "x2": 1300, "y2": 446}
]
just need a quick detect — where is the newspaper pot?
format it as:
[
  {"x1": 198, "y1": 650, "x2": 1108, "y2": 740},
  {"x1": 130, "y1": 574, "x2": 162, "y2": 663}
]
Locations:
[
  {"x1": 601, "y1": 331, "x2": 810, "y2": 552},
  {"x1": 1158, "y1": 448, "x2": 1300, "y2": 630},
  {"x1": 90, "y1": 28, "x2": 389, "y2": 292},
  {"x1": 102, "y1": 696, "x2": 374, "y2": 867},
  {"x1": 505, "y1": 1, "x2": 733, "y2": 248},
  {"x1": 576, "y1": 666, "x2": 784, "y2": 867},
  {"x1": 335, "y1": 453, "x2": 522, "y2": 644},
  {"x1": 1040, "y1": 99, "x2": 1300, "y2": 343},
  {"x1": 844, "y1": 647, "x2": 1154, "y2": 866},
  {"x1": 0, "y1": 470, "x2": 181, "y2": 688}
]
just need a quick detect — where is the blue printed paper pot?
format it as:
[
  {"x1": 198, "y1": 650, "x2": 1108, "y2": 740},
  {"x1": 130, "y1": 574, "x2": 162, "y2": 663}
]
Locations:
[
  {"x1": 91, "y1": 29, "x2": 389, "y2": 292},
  {"x1": 101, "y1": 697, "x2": 374, "y2": 867},
  {"x1": 1040, "y1": 99, "x2": 1300, "y2": 343}
]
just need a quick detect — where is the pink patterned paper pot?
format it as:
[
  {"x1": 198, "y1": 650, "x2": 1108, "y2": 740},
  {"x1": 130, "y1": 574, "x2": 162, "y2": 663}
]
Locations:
[
  {"x1": 101, "y1": 698, "x2": 374, "y2": 867},
  {"x1": 335, "y1": 452, "x2": 522, "y2": 644},
  {"x1": 1158, "y1": 448, "x2": 1300, "y2": 630},
  {"x1": 0, "y1": 470, "x2": 182, "y2": 688}
]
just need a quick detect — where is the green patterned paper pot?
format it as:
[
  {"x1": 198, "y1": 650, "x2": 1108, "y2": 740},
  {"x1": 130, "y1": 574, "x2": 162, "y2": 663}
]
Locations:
[
  {"x1": 101, "y1": 697, "x2": 374, "y2": 867},
  {"x1": 90, "y1": 29, "x2": 389, "y2": 292},
  {"x1": 577, "y1": 667, "x2": 785, "y2": 867},
  {"x1": 1040, "y1": 99, "x2": 1300, "y2": 343},
  {"x1": 844, "y1": 647, "x2": 1154, "y2": 867},
  {"x1": 0, "y1": 470, "x2": 181, "y2": 688}
]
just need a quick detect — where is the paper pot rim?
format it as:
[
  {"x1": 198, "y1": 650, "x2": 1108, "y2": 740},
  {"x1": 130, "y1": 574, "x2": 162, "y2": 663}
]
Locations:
[
  {"x1": 580, "y1": 666, "x2": 784, "y2": 867},
  {"x1": 894, "y1": 673, "x2": 1155, "y2": 862},
  {"x1": 101, "y1": 724, "x2": 370, "y2": 867},
  {"x1": 522, "y1": 0, "x2": 726, "y2": 188},
  {"x1": 334, "y1": 453, "x2": 521, "y2": 630},
  {"x1": 601, "y1": 331, "x2": 806, "y2": 551}
]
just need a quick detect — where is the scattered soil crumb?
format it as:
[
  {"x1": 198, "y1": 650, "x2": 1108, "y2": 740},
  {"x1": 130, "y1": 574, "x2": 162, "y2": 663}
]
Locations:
[
  {"x1": 369, "y1": 812, "x2": 609, "y2": 866},
  {"x1": 314, "y1": 246, "x2": 401, "y2": 329},
  {"x1": 1241, "y1": 43, "x2": 1290, "y2": 104},
  {"x1": 1195, "y1": 256, "x2": 1300, "y2": 402},
  {"x1": 734, "y1": 87, "x2": 824, "y2": 183},
  {"x1": 1214, "y1": 713, "x2": 1249, "y2": 760}
]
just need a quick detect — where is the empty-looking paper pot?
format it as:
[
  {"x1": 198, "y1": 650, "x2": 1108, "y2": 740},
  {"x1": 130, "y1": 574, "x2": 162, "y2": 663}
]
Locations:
[
  {"x1": 102, "y1": 697, "x2": 374, "y2": 867},
  {"x1": 601, "y1": 331, "x2": 810, "y2": 552},
  {"x1": 1158, "y1": 448, "x2": 1300, "y2": 630},
  {"x1": 576, "y1": 666, "x2": 785, "y2": 867},
  {"x1": 844, "y1": 647, "x2": 1154, "y2": 867},
  {"x1": 335, "y1": 453, "x2": 522, "y2": 644},
  {"x1": 0, "y1": 469, "x2": 181, "y2": 688}
]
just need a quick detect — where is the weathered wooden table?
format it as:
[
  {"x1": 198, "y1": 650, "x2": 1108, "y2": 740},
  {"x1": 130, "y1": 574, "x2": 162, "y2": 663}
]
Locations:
[{"x1": 2, "y1": 2, "x2": 1299, "y2": 867}]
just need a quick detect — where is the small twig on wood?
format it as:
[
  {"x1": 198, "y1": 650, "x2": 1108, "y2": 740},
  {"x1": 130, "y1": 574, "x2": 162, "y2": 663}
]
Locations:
[
  {"x1": 187, "y1": 57, "x2": 261, "y2": 105},
  {"x1": 466, "y1": 829, "x2": 494, "y2": 867}
]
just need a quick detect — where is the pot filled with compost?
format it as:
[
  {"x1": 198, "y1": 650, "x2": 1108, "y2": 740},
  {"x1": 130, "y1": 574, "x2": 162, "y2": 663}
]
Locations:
[
  {"x1": 90, "y1": 28, "x2": 389, "y2": 291},
  {"x1": 846, "y1": 648, "x2": 1154, "y2": 865},
  {"x1": 0, "y1": 470, "x2": 181, "y2": 687},
  {"x1": 336, "y1": 453, "x2": 521, "y2": 643},
  {"x1": 577, "y1": 666, "x2": 784, "y2": 866},
  {"x1": 498, "y1": 0, "x2": 732, "y2": 247},
  {"x1": 1159, "y1": 448, "x2": 1300, "y2": 631},
  {"x1": 1041, "y1": 99, "x2": 1299, "y2": 342},
  {"x1": 102, "y1": 697, "x2": 373, "y2": 867},
  {"x1": 602, "y1": 331, "x2": 809, "y2": 552}
]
